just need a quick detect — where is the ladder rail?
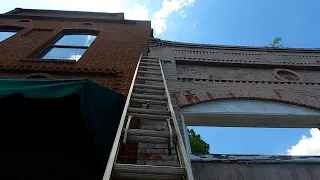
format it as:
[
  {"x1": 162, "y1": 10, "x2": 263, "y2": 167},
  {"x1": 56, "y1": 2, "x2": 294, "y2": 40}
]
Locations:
[
  {"x1": 158, "y1": 58, "x2": 195, "y2": 180},
  {"x1": 122, "y1": 115, "x2": 132, "y2": 147},
  {"x1": 102, "y1": 54, "x2": 143, "y2": 180}
]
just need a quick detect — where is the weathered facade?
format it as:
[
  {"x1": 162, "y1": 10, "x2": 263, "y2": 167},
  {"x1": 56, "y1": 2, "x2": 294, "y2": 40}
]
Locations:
[
  {"x1": 147, "y1": 38, "x2": 320, "y2": 179},
  {"x1": 2, "y1": 7, "x2": 320, "y2": 180}
]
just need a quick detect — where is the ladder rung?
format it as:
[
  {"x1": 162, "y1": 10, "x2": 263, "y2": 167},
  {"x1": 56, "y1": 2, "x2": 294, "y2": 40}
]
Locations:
[
  {"x1": 132, "y1": 93, "x2": 166, "y2": 101},
  {"x1": 112, "y1": 172, "x2": 179, "y2": 180},
  {"x1": 134, "y1": 88, "x2": 164, "y2": 95},
  {"x1": 128, "y1": 113, "x2": 169, "y2": 120},
  {"x1": 125, "y1": 129, "x2": 174, "y2": 138},
  {"x1": 136, "y1": 76, "x2": 163, "y2": 81},
  {"x1": 128, "y1": 135, "x2": 169, "y2": 144},
  {"x1": 141, "y1": 59, "x2": 159, "y2": 63},
  {"x1": 128, "y1": 108, "x2": 171, "y2": 116},
  {"x1": 131, "y1": 98, "x2": 167, "y2": 105},
  {"x1": 140, "y1": 62, "x2": 160, "y2": 66},
  {"x1": 138, "y1": 70, "x2": 162, "y2": 75},
  {"x1": 139, "y1": 66, "x2": 161, "y2": 70},
  {"x1": 105, "y1": 55, "x2": 194, "y2": 180},
  {"x1": 135, "y1": 84, "x2": 164, "y2": 90},
  {"x1": 113, "y1": 164, "x2": 186, "y2": 177},
  {"x1": 142, "y1": 56, "x2": 158, "y2": 60}
]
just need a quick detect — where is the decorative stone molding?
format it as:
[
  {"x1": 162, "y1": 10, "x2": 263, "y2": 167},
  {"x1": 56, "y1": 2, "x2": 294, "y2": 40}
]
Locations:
[
  {"x1": 150, "y1": 38, "x2": 320, "y2": 53},
  {"x1": 0, "y1": 63, "x2": 120, "y2": 77},
  {"x1": 177, "y1": 77, "x2": 319, "y2": 86},
  {"x1": 272, "y1": 68, "x2": 304, "y2": 81},
  {"x1": 24, "y1": 73, "x2": 52, "y2": 78},
  {"x1": 175, "y1": 57, "x2": 320, "y2": 69},
  {"x1": 174, "y1": 49, "x2": 320, "y2": 58}
]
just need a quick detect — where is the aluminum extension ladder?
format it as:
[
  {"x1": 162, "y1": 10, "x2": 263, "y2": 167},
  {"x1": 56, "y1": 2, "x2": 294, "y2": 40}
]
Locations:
[{"x1": 102, "y1": 54, "x2": 194, "y2": 180}]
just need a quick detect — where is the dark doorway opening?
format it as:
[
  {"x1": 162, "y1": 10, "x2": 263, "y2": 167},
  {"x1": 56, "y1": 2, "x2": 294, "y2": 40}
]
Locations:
[{"x1": 0, "y1": 94, "x2": 103, "y2": 180}]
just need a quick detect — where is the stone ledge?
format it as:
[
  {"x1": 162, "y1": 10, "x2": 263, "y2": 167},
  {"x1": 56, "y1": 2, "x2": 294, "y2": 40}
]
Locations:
[
  {"x1": 175, "y1": 57, "x2": 320, "y2": 69},
  {"x1": 177, "y1": 77, "x2": 320, "y2": 86},
  {"x1": 190, "y1": 154, "x2": 320, "y2": 163}
]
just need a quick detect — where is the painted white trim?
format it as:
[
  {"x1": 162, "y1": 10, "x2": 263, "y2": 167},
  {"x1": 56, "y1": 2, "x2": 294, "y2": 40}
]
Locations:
[
  {"x1": 181, "y1": 114, "x2": 192, "y2": 156},
  {"x1": 182, "y1": 100, "x2": 320, "y2": 116},
  {"x1": 183, "y1": 113, "x2": 320, "y2": 128}
]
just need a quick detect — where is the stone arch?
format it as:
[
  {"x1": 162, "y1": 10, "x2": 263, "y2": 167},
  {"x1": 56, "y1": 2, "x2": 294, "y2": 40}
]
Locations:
[
  {"x1": 172, "y1": 88, "x2": 320, "y2": 111},
  {"x1": 178, "y1": 92, "x2": 320, "y2": 128}
]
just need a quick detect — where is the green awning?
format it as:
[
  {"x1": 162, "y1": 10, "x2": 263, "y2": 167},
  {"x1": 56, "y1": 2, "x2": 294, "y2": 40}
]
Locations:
[{"x1": 0, "y1": 78, "x2": 126, "y2": 167}]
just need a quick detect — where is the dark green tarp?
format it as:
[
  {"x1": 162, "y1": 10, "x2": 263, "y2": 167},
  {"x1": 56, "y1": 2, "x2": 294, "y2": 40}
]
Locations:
[{"x1": 0, "y1": 78, "x2": 126, "y2": 168}]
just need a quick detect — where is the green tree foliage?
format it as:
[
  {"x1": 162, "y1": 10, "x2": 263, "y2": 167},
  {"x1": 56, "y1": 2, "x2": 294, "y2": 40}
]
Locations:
[
  {"x1": 188, "y1": 129, "x2": 210, "y2": 154},
  {"x1": 266, "y1": 37, "x2": 284, "y2": 48}
]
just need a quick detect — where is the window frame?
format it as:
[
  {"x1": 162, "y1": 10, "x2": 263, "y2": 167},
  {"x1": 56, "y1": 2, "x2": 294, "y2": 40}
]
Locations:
[
  {"x1": 36, "y1": 29, "x2": 99, "y2": 61},
  {"x1": 181, "y1": 100, "x2": 320, "y2": 161},
  {"x1": 0, "y1": 26, "x2": 23, "y2": 42}
]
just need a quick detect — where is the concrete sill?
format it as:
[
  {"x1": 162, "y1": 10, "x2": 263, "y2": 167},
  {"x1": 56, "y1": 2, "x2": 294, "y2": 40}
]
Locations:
[
  {"x1": 189, "y1": 154, "x2": 320, "y2": 163},
  {"x1": 21, "y1": 58, "x2": 77, "y2": 63}
]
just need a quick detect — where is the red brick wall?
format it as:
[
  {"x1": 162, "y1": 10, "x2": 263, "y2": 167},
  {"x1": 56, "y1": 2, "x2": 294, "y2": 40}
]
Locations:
[
  {"x1": 0, "y1": 13, "x2": 150, "y2": 166},
  {"x1": 0, "y1": 16, "x2": 150, "y2": 94}
]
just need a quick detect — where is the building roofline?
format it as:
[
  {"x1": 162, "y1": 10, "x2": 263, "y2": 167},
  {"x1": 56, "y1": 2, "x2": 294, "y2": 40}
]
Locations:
[
  {"x1": 0, "y1": 14, "x2": 151, "y2": 25},
  {"x1": 151, "y1": 38, "x2": 320, "y2": 53},
  {"x1": 4, "y1": 8, "x2": 123, "y2": 17}
]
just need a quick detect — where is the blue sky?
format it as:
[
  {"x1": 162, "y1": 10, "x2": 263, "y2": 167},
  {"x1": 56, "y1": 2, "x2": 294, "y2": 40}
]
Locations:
[
  {"x1": 1, "y1": 0, "x2": 320, "y2": 155},
  {"x1": 188, "y1": 126, "x2": 317, "y2": 155},
  {"x1": 2, "y1": 0, "x2": 320, "y2": 48}
]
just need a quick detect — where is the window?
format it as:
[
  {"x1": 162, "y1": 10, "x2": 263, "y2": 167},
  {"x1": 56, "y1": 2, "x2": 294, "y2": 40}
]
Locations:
[
  {"x1": 181, "y1": 100, "x2": 320, "y2": 159},
  {"x1": 0, "y1": 30, "x2": 18, "y2": 42},
  {"x1": 39, "y1": 32, "x2": 97, "y2": 61},
  {"x1": 273, "y1": 68, "x2": 302, "y2": 81}
]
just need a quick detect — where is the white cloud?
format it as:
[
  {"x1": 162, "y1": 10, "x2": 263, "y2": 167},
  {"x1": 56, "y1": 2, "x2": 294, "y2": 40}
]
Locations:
[
  {"x1": 43, "y1": 0, "x2": 149, "y2": 20},
  {"x1": 151, "y1": 0, "x2": 195, "y2": 35},
  {"x1": 44, "y1": 0, "x2": 126, "y2": 13},
  {"x1": 180, "y1": 10, "x2": 187, "y2": 19},
  {"x1": 125, "y1": 4, "x2": 149, "y2": 20},
  {"x1": 3, "y1": 0, "x2": 195, "y2": 36},
  {"x1": 287, "y1": 128, "x2": 320, "y2": 156},
  {"x1": 85, "y1": 35, "x2": 96, "y2": 46},
  {"x1": 193, "y1": 20, "x2": 198, "y2": 27},
  {"x1": 69, "y1": 54, "x2": 82, "y2": 61}
]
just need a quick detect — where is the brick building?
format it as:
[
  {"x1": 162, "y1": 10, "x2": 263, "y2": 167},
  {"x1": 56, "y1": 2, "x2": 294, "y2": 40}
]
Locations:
[
  {"x1": 0, "y1": 8, "x2": 150, "y2": 94},
  {"x1": 0, "y1": 8, "x2": 150, "y2": 180},
  {"x1": 2, "y1": 7, "x2": 320, "y2": 180},
  {"x1": 148, "y1": 38, "x2": 320, "y2": 179}
]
